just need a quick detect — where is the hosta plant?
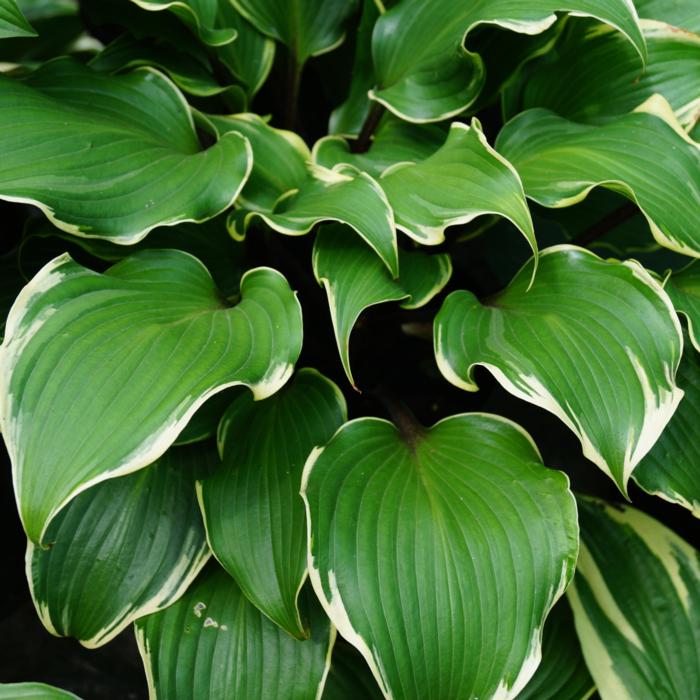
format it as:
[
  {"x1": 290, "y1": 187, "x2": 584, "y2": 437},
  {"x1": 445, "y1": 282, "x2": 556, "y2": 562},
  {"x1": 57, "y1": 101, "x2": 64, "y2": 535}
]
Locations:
[{"x1": 1, "y1": 0, "x2": 699, "y2": 698}]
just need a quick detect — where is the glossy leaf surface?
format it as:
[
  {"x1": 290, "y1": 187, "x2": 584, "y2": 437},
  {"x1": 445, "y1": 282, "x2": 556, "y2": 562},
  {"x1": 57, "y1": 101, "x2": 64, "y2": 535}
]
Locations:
[
  {"x1": 198, "y1": 369, "x2": 346, "y2": 638},
  {"x1": 0, "y1": 249, "x2": 302, "y2": 543},
  {"x1": 434, "y1": 246, "x2": 683, "y2": 493},
  {"x1": 136, "y1": 564, "x2": 335, "y2": 699},
  {"x1": 302, "y1": 413, "x2": 578, "y2": 700}
]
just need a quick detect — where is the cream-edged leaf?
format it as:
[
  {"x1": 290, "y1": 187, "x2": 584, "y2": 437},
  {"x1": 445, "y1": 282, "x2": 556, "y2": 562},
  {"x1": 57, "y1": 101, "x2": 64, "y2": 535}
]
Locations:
[
  {"x1": 633, "y1": 332, "x2": 700, "y2": 516},
  {"x1": 434, "y1": 245, "x2": 683, "y2": 493},
  {"x1": 313, "y1": 224, "x2": 451, "y2": 386},
  {"x1": 496, "y1": 102, "x2": 700, "y2": 258},
  {"x1": 135, "y1": 563, "x2": 335, "y2": 699},
  {"x1": 569, "y1": 498, "x2": 700, "y2": 700},
  {"x1": 198, "y1": 369, "x2": 346, "y2": 638},
  {"x1": 665, "y1": 261, "x2": 700, "y2": 351},
  {"x1": 379, "y1": 119, "x2": 536, "y2": 256},
  {"x1": 231, "y1": 0, "x2": 357, "y2": 63},
  {"x1": 0, "y1": 249, "x2": 303, "y2": 544},
  {"x1": 302, "y1": 413, "x2": 579, "y2": 700},
  {"x1": 28, "y1": 443, "x2": 216, "y2": 647},
  {"x1": 517, "y1": 598, "x2": 595, "y2": 700},
  {"x1": 504, "y1": 20, "x2": 700, "y2": 130},
  {"x1": 0, "y1": 58, "x2": 252, "y2": 244},
  {"x1": 370, "y1": 0, "x2": 645, "y2": 122},
  {"x1": 635, "y1": 0, "x2": 700, "y2": 32}
]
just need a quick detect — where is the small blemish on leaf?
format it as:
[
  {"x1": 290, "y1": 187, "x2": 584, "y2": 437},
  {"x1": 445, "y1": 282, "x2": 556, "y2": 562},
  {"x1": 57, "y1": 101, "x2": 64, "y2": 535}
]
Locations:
[{"x1": 193, "y1": 602, "x2": 206, "y2": 618}]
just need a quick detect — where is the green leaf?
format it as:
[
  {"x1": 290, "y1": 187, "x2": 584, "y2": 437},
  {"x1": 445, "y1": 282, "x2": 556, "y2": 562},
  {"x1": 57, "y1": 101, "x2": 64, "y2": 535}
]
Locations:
[
  {"x1": 434, "y1": 245, "x2": 683, "y2": 494},
  {"x1": 633, "y1": 333, "x2": 700, "y2": 516},
  {"x1": 665, "y1": 261, "x2": 700, "y2": 350},
  {"x1": 569, "y1": 498, "x2": 700, "y2": 699},
  {"x1": 370, "y1": 0, "x2": 645, "y2": 122},
  {"x1": 88, "y1": 33, "x2": 240, "y2": 98},
  {"x1": 27, "y1": 443, "x2": 215, "y2": 647},
  {"x1": 0, "y1": 0, "x2": 36, "y2": 38},
  {"x1": 378, "y1": 120, "x2": 536, "y2": 256},
  {"x1": 635, "y1": 0, "x2": 700, "y2": 32},
  {"x1": 504, "y1": 20, "x2": 700, "y2": 130},
  {"x1": 301, "y1": 413, "x2": 579, "y2": 700},
  {"x1": 314, "y1": 116, "x2": 447, "y2": 179},
  {"x1": 0, "y1": 682, "x2": 80, "y2": 699},
  {"x1": 214, "y1": 2, "x2": 274, "y2": 95},
  {"x1": 517, "y1": 598, "x2": 595, "y2": 700},
  {"x1": 128, "y1": 0, "x2": 237, "y2": 46},
  {"x1": 0, "y1": 249, "x2": 303, "y2": 544},
  {"x1": 322, "y1": 640, "x2": 384, "y2": 700},
  {"x1": 0, "y1": 58, "x2": 252, "y2": 244},
  {"x1": 136, "y1": 564, "x2": 335, "y2": 699},
  {"x1": 231, "y1": 0, "x2": 358, "y2": 63},
  {"x1": 313, "y1": 224, "x2": 451, "y2": 386},
  {"x1": 204, "y1": 112, "x2": 310, "y2": 212},
  {"x1": 198, "y1": 368, "x2": 346, "y2": 638},
  {"x1": 328, "y1": 0, "x2": 378, "y2": 136},
  {"x1": 496, "y1": 97, "x2": 700, "y2": 258}
]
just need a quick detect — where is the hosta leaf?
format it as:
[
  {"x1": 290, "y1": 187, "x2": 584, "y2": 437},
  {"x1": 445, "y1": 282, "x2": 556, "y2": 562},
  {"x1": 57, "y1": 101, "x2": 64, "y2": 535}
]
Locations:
[
  {"x1": 328, "y1": 0, "x2": 378, "y2": 135},
  {"x1": 635, "y1": 0, "x2": 700, "y2": 32},
  {"x1": 497, "y1": 97, "x2": 700, "y2": 258},
  {"x1": 379, "y1": 120, "x2": 535, "y2": 254},
  {"x1": 214, "y1": 2, "x2": 274, "y2": 95},
  {"x1": 313, "y1": 225, "x2": 451, "y2": 386},
  {"x1": 136, "y1": 564, "x2": 335, "y2": 700},
  {"x1": 27, "y1": 443, "x2": 215, "y2": 647},
  {"x1": 0, "y1": 0, "x2": 35, "y2": 38},
  {"x1": 517, "y1": 598, "x2": 595, "y2": 700},
  {"x1": 128, "y1": 0, "x2": 237, "y2": 46},
  {"x1": 314, "y1": 116, "x2": 447, "y2": 179},
  {"x1": 232, "y1": 0, "x2": 358, "y2": 63},
  {"x1": 89, "y1": 33, "x2": 238, "y2": 98},
  {"x1": 198, "y1": 368, "x2": 346, "y2": 638},
  {"x1": 206, "y1": 113, "x2": 398, "y2": 275},
  {"x1": 0, "y1": 249, "x2": 303, "y2": 544},
  {"x1": 370, "y1": 0, "x2": 645, "y2": 122},
  {"x1": 504, "y1": 20, "x2": 700, "y2": 130},
  {"x1": 0, "y1": 59, "x2": 252, "y2": 244},
  {"x1": 302, "y1": 413, "x2": 579, "y2": 700},
  {"x1": 323, "y1": 641, "x2": 383, "y2": 700},
  {"x1": 665, "y1": 261, "x2": 700, "y2": 350},
  {"x1": 569, "y1": 498, "x2": 700, "y2": 699},
  {"x1": 434, "y1": 245, "x2": 683, "y2": 493},
  {"x1": 0, "y1": 683, "x2": 80, "y2": 699},
  {"x1": 204, "y1": 113, "x2": 310, "y2": 212},
  {"x1": 633, "y1": 333, "x2": 700, "y2": 516}
]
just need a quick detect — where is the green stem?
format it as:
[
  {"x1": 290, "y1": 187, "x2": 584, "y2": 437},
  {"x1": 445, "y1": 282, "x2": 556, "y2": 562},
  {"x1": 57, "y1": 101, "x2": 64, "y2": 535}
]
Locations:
[
  {"x1": 351, "y1": 102, "x2": 385, "y2": 154},
  {"x1": 284, "y1": 50, "x2": 302, "y2": 131},
  {"x1": 372, "y1": 385, "x2": 426, "y2": 448},
  {"x1": 572, "y1": 203, "x2": 638, "y2": 248}
]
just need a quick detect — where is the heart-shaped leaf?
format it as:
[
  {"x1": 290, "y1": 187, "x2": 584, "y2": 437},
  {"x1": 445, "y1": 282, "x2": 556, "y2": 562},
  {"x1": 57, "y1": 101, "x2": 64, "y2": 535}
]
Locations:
[
  {"x1": 569, "y1": 498, "x2": 700, "y2": 699},
  {"x1": 0, "y1": 0, "x2": 35, "y2": 38},
  {"x1": 370, "y1": 0, "x2": 645, "y2": 122},
  {"x1": 232, "y1": 0, "x2": 358, "y2": 63},
  {"x1": 517, "y1": 598, "x2": 595, "y2": 700},
  {"x1": 379, "y1": 120, "x2": 535, "y2": 254},
  {"x1": 198, "y1": 368, "x2": 346, "y2": 638},
  {"x1": 496, "y1": 97, "x2": 700, "y2": 258},
  {"x1": 136, "y1": 564, "x2": 335, "y2": 699},
  {"x1": 0, "y1": 249, "x2": 302, "y2": 543},
  {"x1": 302, "y1": 413, "x2": 578, "y2": 700},
  {"x1": 633, "y1": 333, "x2": 700, "y2": 516},
  {"x1": 504, "y1": 20, "x2": 700, "y2": 130},
  {"x1": 313, "y1": 225, "x2": 451, "y2": 386},
  {"x1": 28, "y1": 443, "x2": 216, "y2": 647},
  {"x1": 434, "y1": 245, "x2": 683, "y2": 493},
  {"x1": 0, "y1": 58, "x2": 252, "y2": 244}
]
